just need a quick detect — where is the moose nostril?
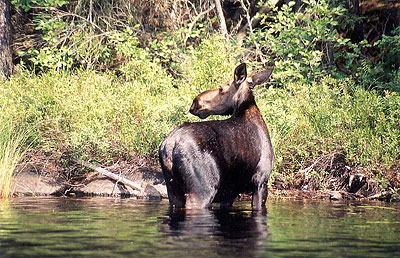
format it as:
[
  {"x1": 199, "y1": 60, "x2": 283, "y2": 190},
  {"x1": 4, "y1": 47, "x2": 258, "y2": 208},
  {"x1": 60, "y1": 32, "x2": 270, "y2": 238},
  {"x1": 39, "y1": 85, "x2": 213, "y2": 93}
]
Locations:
[
  {"x1": 190, "y1": 99, "x2": 200, "y2": 111},
  {"x1": 189, "y1": 100, "x2": 197, "y2": 114}
]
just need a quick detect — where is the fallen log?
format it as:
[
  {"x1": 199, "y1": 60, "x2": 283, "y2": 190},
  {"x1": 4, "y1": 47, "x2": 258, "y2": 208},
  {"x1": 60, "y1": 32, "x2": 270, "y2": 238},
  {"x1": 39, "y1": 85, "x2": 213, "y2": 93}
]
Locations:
[{"x1": 73, "y1": 159, "x2": 143, "y2": 192}]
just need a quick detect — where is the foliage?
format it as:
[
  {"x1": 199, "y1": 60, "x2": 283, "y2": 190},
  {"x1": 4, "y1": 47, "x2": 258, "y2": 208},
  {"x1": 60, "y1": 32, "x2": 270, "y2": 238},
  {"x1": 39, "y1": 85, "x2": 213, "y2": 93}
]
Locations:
[
  {"x1": 374, "y1": 27, "x2": 400, "y2": 71},
  {"x1": 180, "y1": 36, "x2": 241, "y2": 91},
  {"x1": 337, "y1": 26, "x2": 400, "y2": 92},
  {"x1": 13, "y1": 0, "x2": 217, "y2": 71},
  {"x1": 12, "y1": 0, "x2": 68, "y2": 12},
  {"x1": 256, "y1": 77, "x2": 400, "y2": 179},
  {"x1": 1, "y1": 36, "x2": 240, "y2": 161},
  {"x1": 250, "y1": 0, "x2": 346, "y2": 81},
  {"x1": 4, "y1": 0, "x2": 400, "y2": 189},
  {"x1": 361, "y1": 26, "x2": 400, "y2": 92}
]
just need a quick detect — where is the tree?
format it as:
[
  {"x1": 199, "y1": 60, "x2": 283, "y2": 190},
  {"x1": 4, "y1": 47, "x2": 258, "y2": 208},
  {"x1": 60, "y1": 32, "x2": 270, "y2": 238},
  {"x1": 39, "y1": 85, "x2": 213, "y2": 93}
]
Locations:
[
  {"x1": 0, "y1": 0, "x2": 13, "y2": 80},
  {"x1": 214, "y1": 0, "x2": 228, "y2": 38}
]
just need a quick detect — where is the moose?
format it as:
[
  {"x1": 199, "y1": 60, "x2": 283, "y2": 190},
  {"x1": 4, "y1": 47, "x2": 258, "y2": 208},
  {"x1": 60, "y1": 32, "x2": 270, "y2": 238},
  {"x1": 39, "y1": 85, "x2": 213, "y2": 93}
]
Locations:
[{"x1": 159, "y1": 63, "x2": 274, "y2": 209}]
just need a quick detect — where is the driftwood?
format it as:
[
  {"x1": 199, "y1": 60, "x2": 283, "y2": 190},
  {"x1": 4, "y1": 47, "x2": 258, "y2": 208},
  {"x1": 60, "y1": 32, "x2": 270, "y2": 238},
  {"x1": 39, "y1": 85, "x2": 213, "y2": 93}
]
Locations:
[{"x1": 74, "y1": 159, "x2": 143, "y2": 191}]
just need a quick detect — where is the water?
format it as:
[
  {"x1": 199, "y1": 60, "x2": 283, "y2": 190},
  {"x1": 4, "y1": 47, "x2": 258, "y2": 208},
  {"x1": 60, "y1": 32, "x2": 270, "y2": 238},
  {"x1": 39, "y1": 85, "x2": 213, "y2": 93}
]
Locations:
[{"x1": 0, "y1": 197, "x2": 399, "y2": 258}]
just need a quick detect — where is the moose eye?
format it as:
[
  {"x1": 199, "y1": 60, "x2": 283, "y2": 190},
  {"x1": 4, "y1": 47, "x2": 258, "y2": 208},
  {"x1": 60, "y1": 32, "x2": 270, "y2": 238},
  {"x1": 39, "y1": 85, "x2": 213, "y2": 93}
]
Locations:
[{"x1": 219, "y1": 87, "x2": 223, "y2": 93}]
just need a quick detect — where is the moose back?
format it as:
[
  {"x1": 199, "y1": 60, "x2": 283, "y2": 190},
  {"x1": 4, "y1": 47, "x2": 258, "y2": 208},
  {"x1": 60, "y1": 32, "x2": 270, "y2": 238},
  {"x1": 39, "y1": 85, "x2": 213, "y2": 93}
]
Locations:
[{"x1": 159, "y1": 63, "x2": 274, "y2": 209}]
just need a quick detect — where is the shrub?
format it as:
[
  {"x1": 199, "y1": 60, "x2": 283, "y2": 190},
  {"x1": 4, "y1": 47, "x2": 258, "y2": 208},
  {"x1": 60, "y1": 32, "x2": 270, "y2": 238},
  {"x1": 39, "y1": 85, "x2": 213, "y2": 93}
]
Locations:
[{"x1": 251, "y1": 0, "x2": 346, "y2": 82}]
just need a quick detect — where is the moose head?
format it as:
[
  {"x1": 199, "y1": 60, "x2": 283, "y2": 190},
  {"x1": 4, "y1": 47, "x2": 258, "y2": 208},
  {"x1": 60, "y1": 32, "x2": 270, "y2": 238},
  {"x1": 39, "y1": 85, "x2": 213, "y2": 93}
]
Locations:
[{"x1": 189, "y1": 63, "x2": 273, "y2": 119}]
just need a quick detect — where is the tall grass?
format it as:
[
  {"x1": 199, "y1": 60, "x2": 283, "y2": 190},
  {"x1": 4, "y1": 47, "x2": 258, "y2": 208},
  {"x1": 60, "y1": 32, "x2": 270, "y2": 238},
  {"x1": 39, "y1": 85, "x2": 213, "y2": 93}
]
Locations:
[
  {"x1": 1, "y1": 34, "x2": 399, "y2": 185},
  {"x1": 0, "y1": 119, "x2": 29, "y2": 199},
  {"x1": 1, "y1": 36, "x2": 235, "y2": 161},
  {"x1": 256, "y1": 76, "x2": 400, "y2": 180}
]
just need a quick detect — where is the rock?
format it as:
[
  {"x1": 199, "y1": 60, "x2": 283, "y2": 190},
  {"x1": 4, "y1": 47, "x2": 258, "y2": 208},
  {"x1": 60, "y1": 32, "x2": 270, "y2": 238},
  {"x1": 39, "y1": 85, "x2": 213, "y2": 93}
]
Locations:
[
  {"x1": 71, "y1": 178, "x2": 138, "y2": 197},
  {"x1": 152, "y1": 184, "x2": 168, "y2": 198},
  {"x1": 14, "y1": 171, "x2": 66, "y2": 196},
  {"x1": 330, "y1": 191, "x2": 343, "y2": 201},
  {"x1": 144, "y1": 184, "x2": 162, "y2": 199},
  {"x1": 14, "y1": 163, "x2": 168, "y2": 199}
]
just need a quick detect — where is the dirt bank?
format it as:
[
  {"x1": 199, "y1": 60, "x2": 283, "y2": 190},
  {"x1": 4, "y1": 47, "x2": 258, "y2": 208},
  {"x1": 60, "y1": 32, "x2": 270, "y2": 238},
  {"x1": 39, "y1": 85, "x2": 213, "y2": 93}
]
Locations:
[
  {"x1": 14, "y1": 150, "x2": 167, "y2": 199},
  {"x1": 12, "y1": 150, "x2": 400, "y2": 202}
]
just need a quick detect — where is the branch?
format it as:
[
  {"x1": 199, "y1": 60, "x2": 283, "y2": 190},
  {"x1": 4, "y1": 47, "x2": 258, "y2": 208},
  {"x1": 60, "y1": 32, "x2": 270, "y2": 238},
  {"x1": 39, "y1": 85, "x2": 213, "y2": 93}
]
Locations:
[
  {"x1": 236, "y1": 4, "x2": 272, "y2": 44},
  {"x1": 301, "y1": 152, "x2": 338, "y2": 178},
  {"x1": 184, "y1": 4, "x2": 215, "y2": 44},
  {"x1": 56, "y1": 10, "x2": 105, "y2": 33},
  {"x1": 237, "y1": 0, "x2": 270, "y2": 64},
  {"x1": 73, "y1": 159, "x2": 143, "y2": 191}
]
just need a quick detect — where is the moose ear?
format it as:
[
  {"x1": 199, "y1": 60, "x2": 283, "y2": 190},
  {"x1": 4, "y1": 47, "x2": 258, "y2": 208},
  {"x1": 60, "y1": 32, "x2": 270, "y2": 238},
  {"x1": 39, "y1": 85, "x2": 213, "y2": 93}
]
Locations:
[
  {"x1": 234, "y1": 63, "x2": 247, "y2": 87},
  {"x1": 249, "y1": 68, "x2": 273, "y2": 88}
]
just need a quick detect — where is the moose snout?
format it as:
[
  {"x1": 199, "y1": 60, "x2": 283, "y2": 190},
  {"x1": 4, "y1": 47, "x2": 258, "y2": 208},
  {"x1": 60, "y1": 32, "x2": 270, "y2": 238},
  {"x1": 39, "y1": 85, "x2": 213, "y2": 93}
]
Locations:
[
  {"x1": 189, "y1": 99, "x2": 209, "y2": 119},
  {"x1": 189, "y1": 99, "x2": 197, "y2": 115}
]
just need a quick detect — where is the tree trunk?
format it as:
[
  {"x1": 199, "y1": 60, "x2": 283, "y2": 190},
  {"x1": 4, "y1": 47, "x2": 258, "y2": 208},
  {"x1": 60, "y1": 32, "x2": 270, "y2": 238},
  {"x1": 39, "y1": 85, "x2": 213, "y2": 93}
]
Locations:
[
  {"x1": 214, "y1": 0, "x2": 228, "y2": 38},
  {"x1": 348, "y1": 0, "x2": 363, "y2": 43},
  {"x1": 0, "y1": 0, "x2": 13, "y2": 80}
]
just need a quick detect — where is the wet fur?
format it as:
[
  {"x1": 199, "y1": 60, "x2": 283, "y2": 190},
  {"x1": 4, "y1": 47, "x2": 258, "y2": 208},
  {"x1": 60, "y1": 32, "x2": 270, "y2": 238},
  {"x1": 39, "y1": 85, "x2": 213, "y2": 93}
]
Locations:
[{"x1": 159, "y1": 63, "x2": 274, "y2": 209}]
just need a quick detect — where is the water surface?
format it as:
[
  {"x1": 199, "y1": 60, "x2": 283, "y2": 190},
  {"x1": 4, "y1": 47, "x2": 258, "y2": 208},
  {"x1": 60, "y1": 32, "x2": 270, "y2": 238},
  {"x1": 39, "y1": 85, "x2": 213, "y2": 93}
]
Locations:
[{"x1": 0, "y1": 197, "x2": 399, "y2": 257}]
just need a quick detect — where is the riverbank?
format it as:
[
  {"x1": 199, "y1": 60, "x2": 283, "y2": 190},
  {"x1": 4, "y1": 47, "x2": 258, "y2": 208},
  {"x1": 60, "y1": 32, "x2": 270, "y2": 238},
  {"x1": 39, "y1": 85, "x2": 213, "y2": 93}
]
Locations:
[
  {"x1": 14, "y1": 150, "x2": 167, "y2": 199},
  {"x1": 13, "y1": 150, "x2": 400, "y2": 203},
  {"x1": 2, "y1": 35, "x2": 399, "y2": 200},
  {"x1": 2, "y1": 0, "x2": 399, "y2": 201}
]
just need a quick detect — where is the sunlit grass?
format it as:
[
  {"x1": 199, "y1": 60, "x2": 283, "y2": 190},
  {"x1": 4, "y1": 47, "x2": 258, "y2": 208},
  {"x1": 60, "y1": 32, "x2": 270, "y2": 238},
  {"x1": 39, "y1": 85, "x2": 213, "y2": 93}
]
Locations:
[
  {"x1": 0, "y1": 120, "x2": 29, "y2": 199},
  {"x1": 0, "y1": 35, "x2": 399, "y2": 186},
  {"x1": 256, "y1": 75, "x2": 400, "y2": 180}
]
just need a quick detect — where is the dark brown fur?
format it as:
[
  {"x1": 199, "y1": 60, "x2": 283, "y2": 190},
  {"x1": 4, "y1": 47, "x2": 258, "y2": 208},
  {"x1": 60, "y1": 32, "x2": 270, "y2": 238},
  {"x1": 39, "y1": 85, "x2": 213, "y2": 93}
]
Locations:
[{"x1": 159, "y1": 63, "x2": 274, "y2": 209}]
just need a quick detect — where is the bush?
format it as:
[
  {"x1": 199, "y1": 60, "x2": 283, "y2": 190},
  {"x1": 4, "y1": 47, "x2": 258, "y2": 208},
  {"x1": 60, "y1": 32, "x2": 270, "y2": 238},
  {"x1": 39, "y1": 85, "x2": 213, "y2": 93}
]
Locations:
[
  {"x1": 180, "y1": 35, "x2": 241, "y2": 91},
  {"x1": 250, "y1": 0, "x2": 346, "y2": 82},
  {"x1": 2, "y1": 68, "x2": 173, "y2": 159},
  {"x1": 1, "y1": 36, "x2": 239, "y2": 161}
]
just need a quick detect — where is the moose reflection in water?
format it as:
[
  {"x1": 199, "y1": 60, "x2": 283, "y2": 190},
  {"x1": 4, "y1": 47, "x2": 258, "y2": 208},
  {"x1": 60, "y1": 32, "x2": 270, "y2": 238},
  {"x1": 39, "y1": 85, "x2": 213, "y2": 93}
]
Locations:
[
  {"x1": 159, "y1": 63, "x2": 274, "y2": 209},
  {"x1": 161, "y1": 208, "x2": 269, "y2": 256}
]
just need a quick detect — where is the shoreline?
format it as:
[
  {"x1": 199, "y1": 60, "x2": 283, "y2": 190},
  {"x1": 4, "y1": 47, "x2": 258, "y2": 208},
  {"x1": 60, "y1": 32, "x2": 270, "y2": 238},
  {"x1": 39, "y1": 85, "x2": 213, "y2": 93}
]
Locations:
[{"x1": 12, "y1": 155, "x2": 399, "y2": 203}]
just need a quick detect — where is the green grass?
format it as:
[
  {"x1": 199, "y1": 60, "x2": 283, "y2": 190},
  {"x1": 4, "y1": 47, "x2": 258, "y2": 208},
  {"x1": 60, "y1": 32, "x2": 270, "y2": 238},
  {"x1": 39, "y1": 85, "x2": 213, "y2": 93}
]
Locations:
[
  {"x1": 256, "y1": 76, "x2": 400, "y2": 181},
  {"x1": 1, "y1": 36, "x2": 237, "y2": 161},
  {"x1": 0, "y1": 119, "x2": 29, "y2": 198},
  {"x1": 1, "y1": 35, "x2": 399, "y2": 188},
  {"x1": 2, "y1": 68, "x2": 185, "y2": 159}
]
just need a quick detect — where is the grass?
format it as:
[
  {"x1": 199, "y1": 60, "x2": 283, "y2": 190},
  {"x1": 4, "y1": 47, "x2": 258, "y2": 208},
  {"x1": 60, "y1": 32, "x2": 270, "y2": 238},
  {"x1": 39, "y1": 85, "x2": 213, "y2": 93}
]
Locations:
[
  {"x1": 258, "y1": 76, "x2": 400, "y2": 166},
  {"x1": 256, "y1": 76, "x2": 400, "y2": 183},
  {"x1": 0, "y1": 119, "x2": 29, "y2": 199},
  {"x1": 0, "y1": 35, "x2": 399, "y2": 191},
  {"x1": 1, "y1": 36, "x2": 236, "y2": 160}
]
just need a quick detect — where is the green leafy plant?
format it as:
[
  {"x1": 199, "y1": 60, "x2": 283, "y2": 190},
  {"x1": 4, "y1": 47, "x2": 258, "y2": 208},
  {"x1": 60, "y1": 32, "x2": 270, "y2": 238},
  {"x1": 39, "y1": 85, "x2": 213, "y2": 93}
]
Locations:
[
  {"x1": 375, "y1": 27, "x2": 400, "y2": 71},
  {"x1": 12, "y1": 0, "x2": 68, "y2": 12},
  {"x1": 251, "y1": 0, "x2": 346, "y2": 82}
]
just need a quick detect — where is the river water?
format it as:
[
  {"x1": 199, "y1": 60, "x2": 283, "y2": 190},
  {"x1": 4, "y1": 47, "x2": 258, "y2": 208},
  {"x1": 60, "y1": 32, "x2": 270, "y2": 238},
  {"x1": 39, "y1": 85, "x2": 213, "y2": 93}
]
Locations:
[{"x1": 0, "y1": 197, "x2": 399, "y2": 257}]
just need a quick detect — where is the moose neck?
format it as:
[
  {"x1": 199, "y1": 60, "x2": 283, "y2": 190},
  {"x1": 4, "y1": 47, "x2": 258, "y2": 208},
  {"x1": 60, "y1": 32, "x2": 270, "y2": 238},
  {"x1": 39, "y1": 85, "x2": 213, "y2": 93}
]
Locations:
[{"x1": 232, "y1": 91, "x2": 258, "y2": 118}]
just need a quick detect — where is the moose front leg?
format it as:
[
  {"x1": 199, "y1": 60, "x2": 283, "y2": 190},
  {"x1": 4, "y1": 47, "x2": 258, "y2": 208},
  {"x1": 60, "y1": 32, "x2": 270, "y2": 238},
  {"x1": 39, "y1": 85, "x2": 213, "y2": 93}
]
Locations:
[
  {"x1": 165, "y1": 179, "x2": 186, "y2": 209},
  {"x1": 251, "y1": 181, "x2": 268, "y2": 209}
]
